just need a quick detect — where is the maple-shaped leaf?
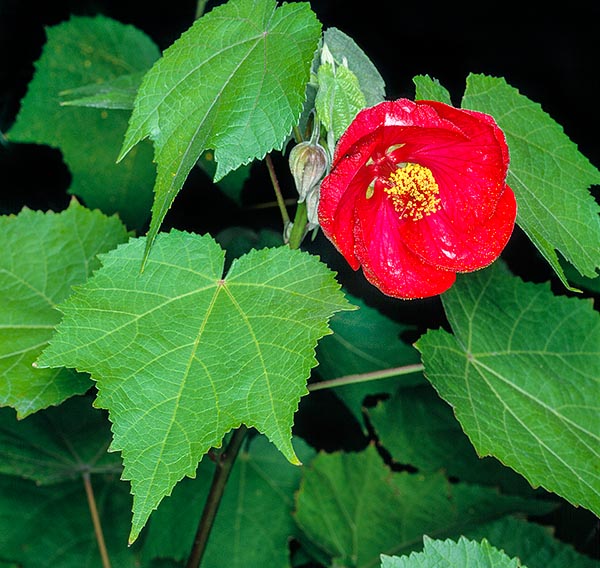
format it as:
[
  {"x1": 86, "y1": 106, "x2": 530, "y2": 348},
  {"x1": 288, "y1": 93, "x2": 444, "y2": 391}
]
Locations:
[
  {"x1": 37, "y1": 231, "x2": 352, "y2": 542},
  {"x1": 117, "y1": 0, "x2": 321, "y2": 264},
  {"x1": 0, "y1": 201, "x2": 129, "y2": 417},
  {"x1": 417, "y1": 261, "x2": 600, "y2": 517}
]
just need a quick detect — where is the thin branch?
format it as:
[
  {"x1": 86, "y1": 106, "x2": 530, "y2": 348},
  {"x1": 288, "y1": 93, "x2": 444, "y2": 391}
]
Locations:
[
  {"x1": 308, "y1": 363, "x2": 425, "y2": 392},
  {"x1": 82, "y1": 471, "x2": 111, "y2": 568},
  {"x1": 185, "y1": 426, "x2": 249, "y2": 568},
  {"x1": 265, "y1": 153, "x2": 290, "y2": 226},
  {"x1": 195, "y1": 0, "x2": 210, "y2": 19}
]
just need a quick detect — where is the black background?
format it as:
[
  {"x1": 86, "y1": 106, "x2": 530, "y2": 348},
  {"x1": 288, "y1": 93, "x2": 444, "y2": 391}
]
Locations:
[{"x1": 1, "y1": 0, "x2": 599, "y2": 560}]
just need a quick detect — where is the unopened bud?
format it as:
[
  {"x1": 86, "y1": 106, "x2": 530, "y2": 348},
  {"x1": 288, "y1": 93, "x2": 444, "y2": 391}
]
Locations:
[{"x1": 289, "y1": 140, "x2": 329, "y2": 203}]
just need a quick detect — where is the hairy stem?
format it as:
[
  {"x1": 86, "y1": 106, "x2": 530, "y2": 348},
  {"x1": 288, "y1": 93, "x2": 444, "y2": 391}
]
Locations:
[
  {"x1": 195, "y1": 0, "x2": 210, "y2": 19},
  {"x1": 82, "y1": 471, "x2": 111, "y2": 568},
  {"x1": 287, "y1": 201, "x2": 308, "y2": 250},
  {"x1": 185, "y1": 425, "x2": 248, "y2": 568},
  {"x1": 265, "y1": 153, "x2": 291, "y2": 226},
  {"x1": 308, "y1": 363, "x2": 425, "y2": 392}
]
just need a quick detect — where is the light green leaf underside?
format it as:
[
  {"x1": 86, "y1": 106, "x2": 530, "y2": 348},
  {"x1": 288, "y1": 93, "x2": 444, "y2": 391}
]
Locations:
[
  {"x1": 0, "y1": 201, "x2": 129, "y2": 417},
  {"x1": 381, "y1": 536, "x2": 524, "y2": 568},
  {"x1": 322, "y1": 27, "x2": 386, "y2": 107},
  {"x1": 38, "y1": 231, "x2": 352, "y2": 542},
  {"x1": 7, "y1": 16, "x2": 159, "y2": 230},
  {"x1": 119, "y1": 0, "x2": 321, "y2": 263},
  {"x1": 465, "y1": 516, "x2": 600, "y2": 568},
  {"x1": 0, "y1": 395, "x2": 120, "y2": 484},
  {"x1": 294, "y1": 445, "x2": 552, "y2": 568},
  {"x1": 417, "y1": 262, "x2": 600, "y2": 516},
  {"x1": 462, "y1": 74, "x2": 600, "y2": 282},
  {"x1": 143, "y1": 435, "x2": 315, "y2": 566},
  {"x1": 413, "y1": 74, "x2": 452, "y2": 105},
  {"x1": 315, "y1": 294, "x2": 424, "y2": 428}
]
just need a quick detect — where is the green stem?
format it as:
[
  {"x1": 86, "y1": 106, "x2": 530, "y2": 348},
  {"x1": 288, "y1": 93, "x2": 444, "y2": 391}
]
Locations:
[
  {"x1": 308, "y1": 363, "x2": 425, "y2": 392},
  {"x1": 185, "y1": 426, "x2": 248, "y2": 568},
  {"x1": 82, "y1": 472, "x2": 111, "y2": 568},
  {"x1": 265, "y1": 153, "x2": 290, "y2": 226},
  {"x1": 287, "y1": 201, "x2": 308, "y2": 250},
  {"x1": 195, "y1": 0, "x2": 209, "y2": 19}
]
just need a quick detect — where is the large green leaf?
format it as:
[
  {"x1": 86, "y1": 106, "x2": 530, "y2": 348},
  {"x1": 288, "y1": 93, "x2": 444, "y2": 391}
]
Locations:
[
  {"x1": 294, "y1": 445, "x2": 553, "y2": 567},
  {"x1": 37, "y1": 231, "x2": 352, "y2": 542},
  {"x1": 0, "y1": 395, "x2": 120, "y2": 484},
  {"x1": 0, "y1": 201, "x2": 129, "y2": 417},
  {"x1": 381, "y1": 536, "x2": 524, "y2": 568},
  {"x1": 143, "y1": 435, "x2": 315, "y2": 566},
  {"x1": 465, "y1": 516, "x2": 600, "y2": 568},
  {"x1": 416, "y1": 262, "x2": 600, "y2": 516},
  {"x1": 461, "y1": 74, "x2": 600, "y2": 284},
  {"x1": 368, "y1": 386, "x2": 537, "y2": 496},
  {"x1": 118, "y1": 0, "x2": 321, "y2": 264},
  {"x1": 0, "y1": 474, "x2": 137, "y2": 567},
  {"x1": 7, "y1": 16, "x2": 159, "y2": 230}
]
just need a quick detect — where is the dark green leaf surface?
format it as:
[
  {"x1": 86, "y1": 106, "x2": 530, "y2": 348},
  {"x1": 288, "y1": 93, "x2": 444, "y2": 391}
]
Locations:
[
  {"x1": 368, "y1": 386, "x2": 537, "y2": 496},
  {"x1": 294, "y1": 445, "x2": 552, "y2": 567},
  {"x1": 7, "y1": 16, "x2": 159, "y2": 230},
  {"x1": 0, "y1": 395, "x2": 120, "y2": 484},
  {"x1": 143, "y1": 435, "x2": 314, "y2": 566},
  {"x1": 315, "y1": 294, "x2": 424, "y2": 427},
  {"x1": 462, "y1": 74, "x2": 600, "y2": 284},
  {"x1": 118, "y1": 0, "x2": 321, "y2": 263},
  {"x1": 465, "y1": 516, "x2": 600, "y2": 568},
  {"x1": 381, "y1": 536, "x2": 524, "y2": 568},
  {"x1": 0, "y1": 202, "x2": 129, "y2": 417},
  {"x1": 0, "y1": 474, "x2": 137, "y2": 567},
  {"x1": 417, "y1": 262, "x2": 600, "y2": 516},
  {"x1": 38, "y1": 231, "x2": 352, "y2": 541}
]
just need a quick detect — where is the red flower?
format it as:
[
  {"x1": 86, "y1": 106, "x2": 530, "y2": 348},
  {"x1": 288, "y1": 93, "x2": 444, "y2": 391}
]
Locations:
[{"x1": 318, "y1": 99, "x2": 517, "y2": 299}]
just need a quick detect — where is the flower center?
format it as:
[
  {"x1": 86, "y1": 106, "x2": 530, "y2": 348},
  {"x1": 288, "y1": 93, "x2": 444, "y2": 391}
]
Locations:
[{"x1": 385, "y1": 163, "x2": 441, "y2": 221}]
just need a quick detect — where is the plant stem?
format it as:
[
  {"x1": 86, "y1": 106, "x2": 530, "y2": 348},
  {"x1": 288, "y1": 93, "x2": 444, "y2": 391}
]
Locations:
[
  {"x1": 195, "y1": 0, "x2": 209, "y2": 19},
  {"x1": 265, "y1": 153, "x2": 290, "y2": 226},
  {"x1": 82, "y1": 471, "x2": 111, "y2": 568},
  {"x1": 308, "y1": 363, "x2": 425, "y2": 392},
  {"x1": 185, "y1": 425, "x2": 248, "y2": 568},
  {"x1": 287, "y1": 201, "x2": 307, "y2": 250}
]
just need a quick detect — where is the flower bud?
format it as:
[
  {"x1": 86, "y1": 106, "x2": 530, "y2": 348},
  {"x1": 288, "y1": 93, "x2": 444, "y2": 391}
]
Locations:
[{"x1": 288, "y1": 140, "x2": 329, "y2": 203}]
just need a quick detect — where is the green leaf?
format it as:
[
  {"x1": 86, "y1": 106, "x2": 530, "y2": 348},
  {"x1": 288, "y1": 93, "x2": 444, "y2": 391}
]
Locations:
[
  {"x1": 461, "y1": 74, "x2": 600, "y2": 283},
  {"x1": 413, "y1": 74, "x2": 452, "y2": 105},
  {"x1": 0, "y1": 395, "x2": 121, "y2": 484},
  {"x1": 0, "y1": 201, "x2": 129, "y2": 417},
  {"x1": 59, "y1": 70, "x2": 146, "y2": 110},
  {"x1": 7, "y1": 16, "x2": 159, "y2": 230},
  {"x1": 37, "y1": 231, "x2": 352, "y2": 542},
  {"x1": 381, "y1": 536, "x2": 525, "y2": 568},
  {"x1": 197, "y1": 151, "x2": 251, "y2": 206},
  {"x1": 315, "y1": 294, "x2": 424, "y2": 427},
  {"x1": 416, "y1": 262, "x2": 600, "y2": 516},
  {"x1": 294, "y1": 445, "x2": 553, "y2": 567},
  {"x1": 368, "y1": 385, "x2": 538, "y2": 496},
  {"x1": 0, "y1": 473, "x2": 138, "y2": 567},
  {"x1": 118, "y1": 0, "x2": 321, "y2": 264},
  {"x1": 143, "y1": 435, "x2": 315, "y2": 565},
  {"x1": 315, "y1": 62, "x2": 367, "y2": 142},
  {"x1": 465, "y1": 516, "x2": 600, "y2": 568},
  {"x1": 322, "y1": 27, "x2": 386, "y2": 106}
]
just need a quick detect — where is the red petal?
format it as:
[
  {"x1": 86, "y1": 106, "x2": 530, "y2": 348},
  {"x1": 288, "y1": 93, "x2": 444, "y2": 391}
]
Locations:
[
  {"x1": 401, "y1": 185, "x2": 517, "y2": 272},
  {"x1": 352, "y1": 190, "x2": 456, "y2": 298}
]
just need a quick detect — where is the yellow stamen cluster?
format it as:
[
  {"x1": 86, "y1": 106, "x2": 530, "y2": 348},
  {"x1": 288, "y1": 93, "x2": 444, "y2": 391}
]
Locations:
[{"x1": 385, "y1": 163, "x2": 441, "y2": 220}]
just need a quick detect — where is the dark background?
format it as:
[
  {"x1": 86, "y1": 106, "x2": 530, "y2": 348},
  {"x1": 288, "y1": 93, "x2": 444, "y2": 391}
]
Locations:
[{"x1": 1, "y1": 0, "x2": 598, "y2": 560}]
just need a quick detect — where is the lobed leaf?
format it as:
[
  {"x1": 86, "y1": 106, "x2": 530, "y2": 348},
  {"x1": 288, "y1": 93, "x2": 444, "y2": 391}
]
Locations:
[
  {"x1": 462, "y1": 74, "x2": 600, "y2": 284},
  {"x1": 7, "y1": 16, "x2": 159, "y2": 230},
  {"x1": 0, "y1": 201, "x2": 129, "y2": 417},
  {"x1": 417, "y1": 261, "x2": 600, "y2": 516},
  {"x1": 37, "y1": 231, "x2": 352, "y2": 542},
  {"x1": 118, "y1": 0, "x2": 321, "y2": 264}
]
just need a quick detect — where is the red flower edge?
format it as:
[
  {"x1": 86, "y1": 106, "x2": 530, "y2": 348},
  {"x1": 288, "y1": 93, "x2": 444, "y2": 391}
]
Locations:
[{"x1": 318, "y1": 99, "x2": 517, "y2": 299}]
